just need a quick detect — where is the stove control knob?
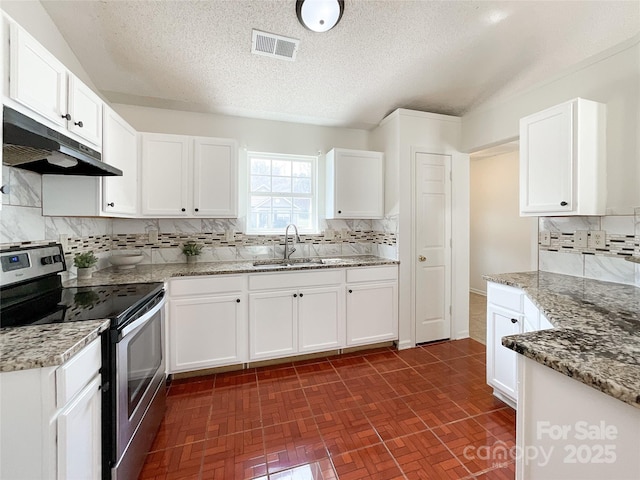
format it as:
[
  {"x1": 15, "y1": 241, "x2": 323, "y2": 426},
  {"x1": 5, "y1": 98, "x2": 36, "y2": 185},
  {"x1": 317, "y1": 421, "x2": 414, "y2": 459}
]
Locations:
[
  {"x1": 53, "y1": 254, "x2": 63, "y2": 263},
  {"x1": 41, "y1": 256, "x2": 53, "y2": 265}
]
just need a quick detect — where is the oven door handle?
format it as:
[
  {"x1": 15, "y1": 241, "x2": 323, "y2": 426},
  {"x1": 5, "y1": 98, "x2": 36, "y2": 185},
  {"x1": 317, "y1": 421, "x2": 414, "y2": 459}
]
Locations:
[{"x1": 119, "y1": 296, "x2": 166, "y2": 338}]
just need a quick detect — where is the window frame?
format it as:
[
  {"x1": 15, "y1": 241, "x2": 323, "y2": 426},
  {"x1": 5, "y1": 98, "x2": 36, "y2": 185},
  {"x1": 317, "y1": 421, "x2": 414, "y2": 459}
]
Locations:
[{"x1": 246, "y1": 151, "x2": 319, "y2": 235}]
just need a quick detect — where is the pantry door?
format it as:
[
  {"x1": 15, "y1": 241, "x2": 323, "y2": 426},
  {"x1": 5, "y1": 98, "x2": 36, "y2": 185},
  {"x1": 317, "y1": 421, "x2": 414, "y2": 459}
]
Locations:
[{"x1": 414, "y1": 152, "x2": 452, "y2": 343}]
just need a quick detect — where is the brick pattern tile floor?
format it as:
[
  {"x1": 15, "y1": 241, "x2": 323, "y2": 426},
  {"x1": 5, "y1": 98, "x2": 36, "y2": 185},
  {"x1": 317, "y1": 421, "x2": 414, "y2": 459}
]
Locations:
[{"x1": 139, "y1": 339, "x2": 515, "y2": 480}]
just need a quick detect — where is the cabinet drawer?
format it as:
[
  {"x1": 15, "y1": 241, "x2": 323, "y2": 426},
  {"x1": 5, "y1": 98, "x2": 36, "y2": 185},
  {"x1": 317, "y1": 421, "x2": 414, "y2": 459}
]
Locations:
[
  {"x1": 56, "y1": 338, "x2": 101, "y2": 407},
  {"x1": 171, "y1": 275, "x2": 245, "y2": 296},
  {"x1": 346, "y1": 265, "x2": 397, "y2": 284},
  {"x1": 249, "y1": 269, "x2": 344, "y2": 290},
  {"x1": 487, "y1": 283, "x2": 523, "y2": 312}
]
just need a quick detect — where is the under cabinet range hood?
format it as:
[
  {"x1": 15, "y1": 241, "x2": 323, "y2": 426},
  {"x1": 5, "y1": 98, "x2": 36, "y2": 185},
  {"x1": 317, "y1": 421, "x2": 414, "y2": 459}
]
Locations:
[{"x1": 2, "y1": 106, "x2": 122, "y2": 176}]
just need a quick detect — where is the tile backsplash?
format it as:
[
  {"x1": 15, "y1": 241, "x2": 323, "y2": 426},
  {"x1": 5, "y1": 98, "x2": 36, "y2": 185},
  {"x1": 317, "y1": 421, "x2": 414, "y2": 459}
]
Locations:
[
  {"x1": 538, "y1": 211, "x2": 640, "y2": 286},
  {"x1": 0, "y1": 166, "x2": 399, "y2": 277}
]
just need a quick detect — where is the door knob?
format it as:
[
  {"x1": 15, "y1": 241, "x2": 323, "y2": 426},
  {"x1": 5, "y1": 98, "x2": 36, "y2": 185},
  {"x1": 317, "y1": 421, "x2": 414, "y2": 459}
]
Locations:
[{"x1": 418, "y1": 255, "x2": 426, "y2": 262}]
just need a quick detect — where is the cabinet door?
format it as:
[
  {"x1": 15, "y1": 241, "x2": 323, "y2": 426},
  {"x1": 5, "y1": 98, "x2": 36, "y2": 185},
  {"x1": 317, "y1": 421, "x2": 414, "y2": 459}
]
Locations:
[
  {"x1": 192, "y1": 138, "x2": 237, "y2": 217},
  {"x1": 67, "y1": 75, "x2": 103, "y2": 146},
  {"x1": 102, "y1": 108, "x2": 138, "y2": 215},
  {"x1": 249, "y1": 290, "x2": 297, "y2": 360},
  {"x1": 520, "y1": 102, "x2": 573, "y2": 214},
  {"x1": 327, "y1": 149, "x2": 384, "y2": 219},
  {"x1": 486, "y1": 305, "x2": 521, "y2": 402},
  {"x1": 298, "y1": 286, "x2": 344, "y2": 354},
  {"x1": 9, "y1": 23, "x2": 67, "y2": 127},
  {"x1": 169, "y1": 294, "x2": 246, "y2": 372},
  {"x1": 141, "y1": 134, "x2": 190, "y2": 216},
  {"x1": 346, "y1": 282, "x2": 398, "y2": 346},
  {"x1": 57, "y1": 375, "x2": 101, "y2": 480}
]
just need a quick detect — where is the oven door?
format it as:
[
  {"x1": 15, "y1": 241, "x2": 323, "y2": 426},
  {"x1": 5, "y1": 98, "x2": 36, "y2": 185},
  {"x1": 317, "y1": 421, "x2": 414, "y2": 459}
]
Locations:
[{"x1": 114, "y1": 292, "x2": 166, "y2": 479}]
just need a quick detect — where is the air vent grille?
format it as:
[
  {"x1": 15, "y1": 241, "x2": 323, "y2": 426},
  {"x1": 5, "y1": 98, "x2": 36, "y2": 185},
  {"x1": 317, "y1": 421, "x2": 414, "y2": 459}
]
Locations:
[{"x1": 252, "y1": 30, "x2": 299, "y2": 61}]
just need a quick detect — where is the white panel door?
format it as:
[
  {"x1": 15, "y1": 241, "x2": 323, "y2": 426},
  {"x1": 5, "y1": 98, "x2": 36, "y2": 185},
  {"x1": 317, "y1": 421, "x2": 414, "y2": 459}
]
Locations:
[
  {"x1": 9, "y1": 23, "x2": 67, "y2": 127},
  {"x1": 169, "y1": 295, "x2": 246, "y2": 372},
  {"x1": 102, "y1": 108, "x2": 138, "y2": 215},
  {"x1": 67, "y1": 75, "x2": 103, "y2": 146},
  {"x1": 520, "y1": 102, "x2": 573, "y2": 214},
  {"x1": 249, "y1": 290, "x2": 297, "y2": 360},
  {"x1": 297, "y1": 286, "x2": 344, "y2": 353},
  {"x1": 414, "y1": 152, "x2": 451, "y2": 343},
  {"x1": 192, "y1": 138, "x2": 238, "y2": 217},
  {"x1": 346, "y1": 282, "x2": 398, "y2": 346},
  {"x1": 57, "y1": 376, "x2": 101, "y2": 480},
  {"x1": 141, "y1": 133, "x2": 190, "y2": 216}
]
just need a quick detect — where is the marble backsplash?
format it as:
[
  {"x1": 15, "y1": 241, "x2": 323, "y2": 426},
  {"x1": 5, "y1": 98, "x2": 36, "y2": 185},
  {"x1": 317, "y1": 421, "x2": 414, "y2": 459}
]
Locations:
[
  {"x1": 538, "y1": 210, "x2": 640, "y2": 286},
  {"x1": 0, "y1": 166, "x2": 399, "y2": 277}
]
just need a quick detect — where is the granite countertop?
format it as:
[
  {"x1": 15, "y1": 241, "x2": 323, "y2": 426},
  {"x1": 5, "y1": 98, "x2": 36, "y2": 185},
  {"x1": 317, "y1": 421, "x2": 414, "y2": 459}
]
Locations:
[
  {"x1": 1, "y1": 256, "x2": 397, "y2": 373},
  {"x1": 0, "y1": 320, "x2": 109, "y2": 373},
  {"x1": 484, "y1": 271, "x2": 640, "y2": 408},
  {"x1": 63, "y1": 255, "x2": 399, "y2": 288}
]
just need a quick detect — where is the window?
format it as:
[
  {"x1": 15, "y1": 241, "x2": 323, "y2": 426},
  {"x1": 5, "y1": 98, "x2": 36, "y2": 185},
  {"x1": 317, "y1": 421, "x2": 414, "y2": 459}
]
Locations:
[{"x1": 247, "y1": 152, "x2": 317, "y2": 234}]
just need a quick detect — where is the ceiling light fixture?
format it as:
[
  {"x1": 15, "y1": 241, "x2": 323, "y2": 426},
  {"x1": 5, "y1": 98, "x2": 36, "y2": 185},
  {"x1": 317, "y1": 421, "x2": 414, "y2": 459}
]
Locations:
[{"x1": 296, "y1": 0, "x2": 344, "y2": 33}]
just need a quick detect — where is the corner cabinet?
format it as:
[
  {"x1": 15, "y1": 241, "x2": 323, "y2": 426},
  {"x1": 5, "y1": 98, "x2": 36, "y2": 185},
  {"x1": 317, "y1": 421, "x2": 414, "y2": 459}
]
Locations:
[
  {"x1": 140, "y1": 133, "x2": 238, "y2": 218},
  {"x1": 168, "y1": 276, "x2": 247, "y2": 373},
  {"x1": 519, "y1": 98, "x2": 606, "y2": 216},
  {"x1": 326, "y1": 148, "x2": 384, "y2": 219}
]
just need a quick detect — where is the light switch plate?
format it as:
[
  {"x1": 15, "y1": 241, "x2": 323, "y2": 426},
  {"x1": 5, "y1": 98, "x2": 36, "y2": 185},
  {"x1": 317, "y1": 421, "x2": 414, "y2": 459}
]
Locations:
[
  {"x1": 591, "y1": 230, "x2": 606, "y2": 249},
  {"x1": 148, "y1": 229, "x2": 158, "y2": 243},
  {"x1": 540, "y1": 231, "x2": 551, "y2": 246},
  {"x1": 324, "y1": 229, "x2": 335, "y2": 240},
  {"x1": 574, "y1": 230, "x2": 588, "y2": 248}
]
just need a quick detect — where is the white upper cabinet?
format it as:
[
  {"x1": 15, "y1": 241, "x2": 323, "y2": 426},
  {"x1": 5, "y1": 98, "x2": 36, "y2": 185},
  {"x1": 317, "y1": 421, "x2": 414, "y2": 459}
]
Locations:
[
  {"x1": 519, "y1": 98, "x2": 606, "y2": 216},
  {"x1": 102, "y1": 107, "x2": 138, "y2": 216},
  {"x1": 8, "y1": 22, "x2": 103, "y2": 147},
  {"x1": 326, "y1": 148, "x2": 384, "y2": 219},
  {"x1": 141, "y1": 133, "x2": 238, "y2": 217}
]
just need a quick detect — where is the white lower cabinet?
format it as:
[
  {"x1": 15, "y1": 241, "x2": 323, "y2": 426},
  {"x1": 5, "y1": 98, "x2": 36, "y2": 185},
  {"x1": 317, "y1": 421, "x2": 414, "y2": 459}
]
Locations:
[
  {"x1": 248, "y1": 270, "x2": 345, "y2": 361},
  {"x1": 168, "y1": 276, "x2": 247, "y2": 373},
  {"x1": 345, "y1": 266, "x2": 398, "y2": 347},
  {"x1": 0, "y1": 338, "x2": 101, "y2": 480},
  {"x1": 486, "y1": 281, "x2": 555, "y2": 409}
]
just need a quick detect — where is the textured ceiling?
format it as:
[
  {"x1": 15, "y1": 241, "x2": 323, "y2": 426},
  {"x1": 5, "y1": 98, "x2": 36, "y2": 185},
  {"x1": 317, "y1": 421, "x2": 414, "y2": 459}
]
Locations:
[{"x1": 39, "y1": 0, "x2": 640, "y2": 129}]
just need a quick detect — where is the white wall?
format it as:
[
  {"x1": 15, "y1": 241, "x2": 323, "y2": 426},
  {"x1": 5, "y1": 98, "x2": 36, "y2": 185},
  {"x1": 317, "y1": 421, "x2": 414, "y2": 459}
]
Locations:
[
  {"x1": 469, "y1": 151, "x2": 537, "y2": 294},
  {"x1": 462, "y1": 38, "x2": 640, "y2": 214}
]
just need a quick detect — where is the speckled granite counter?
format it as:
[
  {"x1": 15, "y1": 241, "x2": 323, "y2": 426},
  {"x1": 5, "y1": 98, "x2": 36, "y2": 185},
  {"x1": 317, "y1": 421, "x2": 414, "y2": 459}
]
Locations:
[
  {"x1": 0, "y1": 320, "x2": 109, "y2": 372},
  {"x1": 484, "y1": 271, "x2": 640, "y2": 408},
  {"x1": 62, "y1": 255, "x2": 399, "y2": 288}
]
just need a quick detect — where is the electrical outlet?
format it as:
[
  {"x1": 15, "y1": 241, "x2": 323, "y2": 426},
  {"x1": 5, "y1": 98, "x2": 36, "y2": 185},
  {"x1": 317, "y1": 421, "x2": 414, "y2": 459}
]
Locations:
[
  {"x1": 324, "y1": 229, "x2": 335, "y2": 240},
  {"x1": 225, "y1": 229, "x2": 235, "y2": 242},
  {"x1": 59, "y1": 233, "x2": 69, "y2": 250},
  {"x1": 574, "y1": 230, "x2": 588, "y2": 248},
  {"x1": 591, "y1": 230, "x2": 606, "y2": 249},
  {"x1": 539, "y1": 231, "x2": 551, "y2": 246},
  {"x1": 148, "y1": 229, "x2": 158, "y2": 243}
]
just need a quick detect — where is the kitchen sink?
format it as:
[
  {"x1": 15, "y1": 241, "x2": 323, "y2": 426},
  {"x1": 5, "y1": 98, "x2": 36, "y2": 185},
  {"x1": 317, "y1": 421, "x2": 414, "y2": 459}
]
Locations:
[{"x1": 252, "y1": 258, "x2": 326, "y2": 269}]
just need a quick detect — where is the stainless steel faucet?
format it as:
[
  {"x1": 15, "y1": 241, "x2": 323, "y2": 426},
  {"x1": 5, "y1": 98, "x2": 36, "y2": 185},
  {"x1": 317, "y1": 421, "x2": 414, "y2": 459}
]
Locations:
[{"x1": 283, "y1": 224, "x2": 301, "y2": 260}]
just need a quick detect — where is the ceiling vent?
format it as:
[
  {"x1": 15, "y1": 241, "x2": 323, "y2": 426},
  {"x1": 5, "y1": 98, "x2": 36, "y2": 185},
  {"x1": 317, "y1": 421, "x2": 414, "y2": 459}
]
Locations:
[{"x1": 251, "y1": 30, "x2": 299, "y2": 61}]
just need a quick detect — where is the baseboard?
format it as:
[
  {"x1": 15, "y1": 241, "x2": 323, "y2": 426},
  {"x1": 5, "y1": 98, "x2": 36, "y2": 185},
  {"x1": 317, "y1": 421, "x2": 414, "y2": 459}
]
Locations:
[
  {"x1": 396, "y1": 339, "x2": 414, "y2": 350},
  {"x1": 469, "y1": 288, "x2": 486, "y2": 296}
]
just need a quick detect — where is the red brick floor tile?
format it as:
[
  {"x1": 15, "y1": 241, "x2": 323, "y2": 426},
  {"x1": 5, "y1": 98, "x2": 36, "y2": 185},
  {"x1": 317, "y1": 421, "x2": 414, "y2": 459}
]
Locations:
[
  {"x1": 447, "y1": 356, "x2": 487, "y2": 379},
  {"x1": 450, "y1": 338, "x2": 487, "y2": 356},
  {"x1": 315, "y1": 408, "x2": 381, "y2": 456},
  {"x1": 365, "y1": 351, "x2": 410, "y2": 373},
  {"x1": 207, "y1": 387, "x2": 262, "y2": 436},
  {"x1": 473, "y1": 408, "x2": 516, "y2": 443},
  {"x1": 168, "y1": 377, "x2": 215, "y2": 396},
  {"x1": 200, "y1": 428, "x2": 266, "y2": 479},
  {"x1": 381, "y1": 367, "x2": 436, "y2": 396},
  {"x1": 454, "y1": 389, "x2": 510, "y2": 417},
  {"x1": 263, "y1": 417, "x2": 328, "y2": 474},
  {"x1": 331, "y1": 355, "x2": 379, "y2": 380},
  {"x1": 257, "y1": 366, "x2": 302, "y2": 395},
  {"x1": 269, "y1": 458, "x2": 338, "y2": 480},
  {"x1": 332, "y1": 443, "x2": 404, "y2": 480},
  {"x1": 166, "y1": 389, "x2": 214, "y2": 411},
  {"x1": 150, "y1": 404, "x2": 211, "y2": 451},
  {"x1": 214, "y1": 369, "x2": 257, "y2": 390},
  {"x1": 386, "y1": 430, "x2": 470, "y2": 479},
  {"x1": 261, "y1": 388, "x2": 313, "y2": 426},
  {"x1": 344, "y1": 373, "x2": 399, "y2": 404},
  {"x1": 421, "y1": 341, "x2": 469, "y2": 361},
  {"x1": 138, "y1": 441, "x2": 204, "y2": 480},
  {"x1": 304, "y1": 381, "x2": 359, "y2": 415},
  {"x1": 395, "y1": 347, "x2": 440, "y2": 367},
  {"x1": 361, "y1": 397, "x2": 428, "y2": 441},
  {"x1": 295, "y1": 361, "x2": 341, "y2": 386},
  {"x1": 432, "y1": 418, "x2": 500, "y2": 475},
  {"x1": 403, "y1": 389, "x2": 470, "y2": 427},
  {"x1": 475, "y1": 461, "x2": 516, "y2": 479}
]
